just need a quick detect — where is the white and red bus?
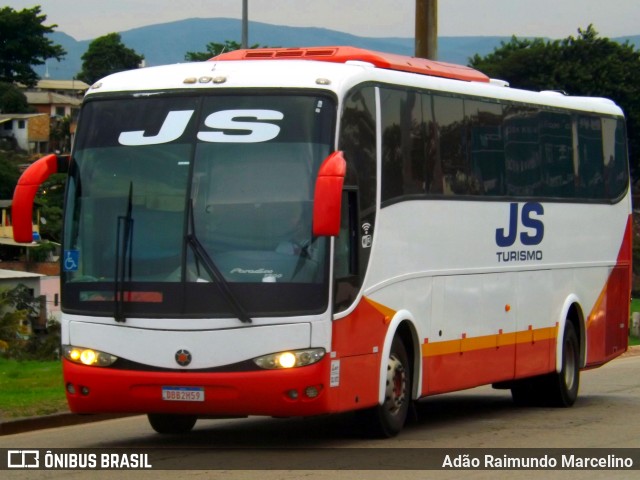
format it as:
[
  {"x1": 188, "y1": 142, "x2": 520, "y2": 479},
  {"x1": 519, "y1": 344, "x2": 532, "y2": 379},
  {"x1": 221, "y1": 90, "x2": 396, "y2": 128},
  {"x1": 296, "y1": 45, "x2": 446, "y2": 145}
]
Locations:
[{"x1": 13, "y1": 47, "x2": 631, "y2": 437}]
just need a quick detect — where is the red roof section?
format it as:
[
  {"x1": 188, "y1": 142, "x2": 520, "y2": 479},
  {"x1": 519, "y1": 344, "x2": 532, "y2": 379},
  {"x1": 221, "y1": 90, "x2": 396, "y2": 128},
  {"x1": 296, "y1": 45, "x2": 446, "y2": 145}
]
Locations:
[{"x1": 210, "y1": 46, "x2": 490, "y2": 83}]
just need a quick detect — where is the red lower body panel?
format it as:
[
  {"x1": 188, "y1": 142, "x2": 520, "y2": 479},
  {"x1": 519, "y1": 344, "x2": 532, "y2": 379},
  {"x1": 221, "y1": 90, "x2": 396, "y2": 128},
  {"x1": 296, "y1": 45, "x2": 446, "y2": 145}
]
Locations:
[
  {"x1": 586, "y1": 265, "x2": 631, "y2": 367},
  {"x1": 423, "y1": 327, "x2": 557, "y2": 395},
  {"x1": 63, "y1": 357, "x2": 333, "y2": 417}
]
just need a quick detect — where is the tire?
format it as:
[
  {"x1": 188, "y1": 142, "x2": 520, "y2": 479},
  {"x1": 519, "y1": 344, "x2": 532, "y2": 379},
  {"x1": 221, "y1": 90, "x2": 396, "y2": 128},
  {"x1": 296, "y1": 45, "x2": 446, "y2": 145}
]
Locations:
[
  {"x1": 544, "y1": 321, "x2": 580, "y2": 407},
  {"x1": 362, "y1": 336, "x2": 412, "y2": 437},
  {"x1": 147, "y1": 414, "x2": 197, "y2": 434},
  {"x1": 510, "y1": 321, "x2": 580, "y2": 407}
]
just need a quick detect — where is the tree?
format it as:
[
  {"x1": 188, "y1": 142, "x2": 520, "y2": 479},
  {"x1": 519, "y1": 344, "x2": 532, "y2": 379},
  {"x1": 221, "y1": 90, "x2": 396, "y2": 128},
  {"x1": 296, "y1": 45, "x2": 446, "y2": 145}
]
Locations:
[
  {"x1": 0, "y1": 82, "x2": 32, "y2": 113},
  {"x1": 185, "y1": 40, "x2": 266, "y2": 62},
  {"x1": 49, "y1": 115, "x2": 72, "y2": 152},
  {"x1": 36, "y1": 173, "x2": 66, "y2": 243},
  {"x1": 0, "y1": 6, "x2": 66, "y2": 87},
  {"x1": 469, "y1": 25, "x2": 640, "y2": 174},
  {"x1": 0, "y1": 156, "x2": 21, "y2": 198},
  {"x1": 77, "y1": 33, "x2": 144, "y2": 84}
]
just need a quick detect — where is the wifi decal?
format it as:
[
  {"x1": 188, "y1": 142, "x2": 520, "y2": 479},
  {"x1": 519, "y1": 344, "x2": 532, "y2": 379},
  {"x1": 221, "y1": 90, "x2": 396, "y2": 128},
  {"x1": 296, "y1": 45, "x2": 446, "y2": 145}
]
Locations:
[
  {"x1": 118, "y1": 109, "x2": 283, "y2": 146},
  {"x1": 495, "y1": 202, "x2": 544, "y2": 263},
  {"x1": 361, "y1": 223, "x2": 372, "y2": 248}
]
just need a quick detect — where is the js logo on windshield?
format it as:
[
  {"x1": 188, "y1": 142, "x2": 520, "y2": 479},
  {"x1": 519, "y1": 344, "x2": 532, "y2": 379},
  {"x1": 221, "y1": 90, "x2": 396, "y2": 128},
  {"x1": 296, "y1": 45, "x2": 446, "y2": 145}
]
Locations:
[
  {"x1": 495, "y1": 202, "x2": 544, "y2": 247},
  {"x1": 118, "y1": 109, "x2": 283, "y2": 146}
]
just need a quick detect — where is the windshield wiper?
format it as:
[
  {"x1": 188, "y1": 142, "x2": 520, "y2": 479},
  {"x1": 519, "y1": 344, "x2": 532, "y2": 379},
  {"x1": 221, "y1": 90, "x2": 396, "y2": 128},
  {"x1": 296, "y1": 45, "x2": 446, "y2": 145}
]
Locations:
[
  {"x1": 186, "y1": 200, "x2": 252, "y2": 324},
  {"x1": 114, "y1": 182, "x2": 134, "y2": 323}
]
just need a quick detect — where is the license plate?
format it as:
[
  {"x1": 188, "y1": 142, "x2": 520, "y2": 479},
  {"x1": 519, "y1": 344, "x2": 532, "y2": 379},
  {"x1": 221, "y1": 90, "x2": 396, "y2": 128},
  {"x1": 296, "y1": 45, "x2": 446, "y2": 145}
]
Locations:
[{"x1": 162, "y1": 386, "x2": 205, "y2": 402}]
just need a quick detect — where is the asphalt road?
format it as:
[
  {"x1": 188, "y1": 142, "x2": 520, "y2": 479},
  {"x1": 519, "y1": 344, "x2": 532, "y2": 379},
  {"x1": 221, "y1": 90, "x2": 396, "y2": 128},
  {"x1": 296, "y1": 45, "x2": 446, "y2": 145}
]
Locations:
[{"x1": 1, "y1": 351, "x2": 639, "y2": 479}]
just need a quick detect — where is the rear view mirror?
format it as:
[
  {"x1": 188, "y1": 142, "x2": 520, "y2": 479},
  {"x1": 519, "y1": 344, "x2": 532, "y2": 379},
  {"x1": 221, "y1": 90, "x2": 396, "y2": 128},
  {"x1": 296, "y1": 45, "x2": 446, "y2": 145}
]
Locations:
[
  {"x1": 12, "y1": 154, "x2": 67, "y2": 243},
  {"x1": 312, "y1": 151, "x2": 346, "y2": 237}
]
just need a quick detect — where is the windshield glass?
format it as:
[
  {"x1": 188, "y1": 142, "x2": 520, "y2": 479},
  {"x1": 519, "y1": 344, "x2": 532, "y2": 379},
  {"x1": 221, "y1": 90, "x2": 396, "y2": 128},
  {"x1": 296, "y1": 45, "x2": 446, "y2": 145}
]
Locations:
[{"x1": 63, "y1": 92, "x2": 335, "y2": 318}]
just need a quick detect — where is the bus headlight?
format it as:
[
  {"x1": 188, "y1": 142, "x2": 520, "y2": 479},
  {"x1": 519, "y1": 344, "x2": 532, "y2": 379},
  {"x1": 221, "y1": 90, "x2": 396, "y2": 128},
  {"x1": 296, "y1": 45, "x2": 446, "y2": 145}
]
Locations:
[
  {"x1": 63, "y1": 345, "x2": 118, "y2": 367},
  {"x1": 253, "y1": 348, "x2": 325, "y2": 369}
]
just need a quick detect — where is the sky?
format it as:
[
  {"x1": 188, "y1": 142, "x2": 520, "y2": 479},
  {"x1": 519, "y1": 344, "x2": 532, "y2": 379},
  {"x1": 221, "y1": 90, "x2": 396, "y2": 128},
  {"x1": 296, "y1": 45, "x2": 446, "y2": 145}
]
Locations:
[{"x1": 3, "y1": 0, "x2": 640, "y2": 41}]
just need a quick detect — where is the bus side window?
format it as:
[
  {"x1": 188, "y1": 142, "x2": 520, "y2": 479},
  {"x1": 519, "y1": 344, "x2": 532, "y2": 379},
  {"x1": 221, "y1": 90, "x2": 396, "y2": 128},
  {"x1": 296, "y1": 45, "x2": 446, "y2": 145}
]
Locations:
[
  {"x1": 334, "y1": 190, "x2": 360, "y2": 312},
  {"x1": 336, "y1": 85, "x2": 377, "y2": 313},
  {"x1": 576, "y1": 114, "x2": 605, "y2": 199}
]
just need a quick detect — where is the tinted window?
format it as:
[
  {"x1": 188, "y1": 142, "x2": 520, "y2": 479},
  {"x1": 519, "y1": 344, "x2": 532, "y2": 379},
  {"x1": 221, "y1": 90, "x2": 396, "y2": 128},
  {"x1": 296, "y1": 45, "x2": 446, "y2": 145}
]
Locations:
[
  {"x1": 381, "y1": 88, "x2": 426, "y2": 200},
  {"x1": 540, "y1": 111, "x2": 574, "y2": 198},
  {"x1": 576, "y1": 115, "x2": 605, "y2": 198},
  {"x1": 336, "y1": 86, "x2": 378, "y2": 311},
  {"x1": 63, "y1": 94, "x2": 335, "y2": 318},
  {"x1": 606, "y1": 118, "x2": 629, "y2": 198},
  {"x1": 379, "y1": 86, "x2": 628, "y2": 204},
  {"x1": 434, "y1": 96, "x2": 472, "y2": 195},
  {"x1": 467, "y1": 100, "x2": 504, "y2": 196}
]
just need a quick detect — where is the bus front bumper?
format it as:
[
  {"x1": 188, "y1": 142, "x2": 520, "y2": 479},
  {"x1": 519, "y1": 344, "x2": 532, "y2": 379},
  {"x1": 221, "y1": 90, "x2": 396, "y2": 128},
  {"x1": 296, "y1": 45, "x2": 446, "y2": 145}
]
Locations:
[{"x1": 63, "y1": 357, "x2": 332, "y2": 418}]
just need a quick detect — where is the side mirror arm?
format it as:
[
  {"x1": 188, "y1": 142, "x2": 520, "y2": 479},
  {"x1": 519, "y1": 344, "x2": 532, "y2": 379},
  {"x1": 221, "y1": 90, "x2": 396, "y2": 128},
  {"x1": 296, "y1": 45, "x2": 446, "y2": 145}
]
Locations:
[{"x1": 12, "y1": 154, "x2": 68, "y2": 243}]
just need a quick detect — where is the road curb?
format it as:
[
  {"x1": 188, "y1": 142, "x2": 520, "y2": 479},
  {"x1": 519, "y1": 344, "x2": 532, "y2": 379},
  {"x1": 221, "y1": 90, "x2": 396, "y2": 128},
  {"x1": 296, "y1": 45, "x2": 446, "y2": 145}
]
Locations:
[
  {"x1": 0, "y1": 413, "x2": 133, "y2": 436},
  {"x1": 621, "y1": 343, "x2": 640, "y2": 357}
]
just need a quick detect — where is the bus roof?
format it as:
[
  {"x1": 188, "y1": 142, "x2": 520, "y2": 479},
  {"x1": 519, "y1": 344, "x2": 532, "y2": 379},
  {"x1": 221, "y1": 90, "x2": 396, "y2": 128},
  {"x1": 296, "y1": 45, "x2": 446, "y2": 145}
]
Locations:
[
  {"x1": 211, "y1": 46, "x2": 491, "y2": 83},
  {"x1": 85, "y1": 47, "x2": 623, "y2": 117}
]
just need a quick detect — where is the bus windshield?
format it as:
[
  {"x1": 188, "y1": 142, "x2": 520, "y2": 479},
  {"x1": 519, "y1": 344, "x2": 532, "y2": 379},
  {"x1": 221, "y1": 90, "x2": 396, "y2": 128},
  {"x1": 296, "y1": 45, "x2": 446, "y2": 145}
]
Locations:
[{"x1": 62, "y1": 93, "x2": 336, "y2": 318}]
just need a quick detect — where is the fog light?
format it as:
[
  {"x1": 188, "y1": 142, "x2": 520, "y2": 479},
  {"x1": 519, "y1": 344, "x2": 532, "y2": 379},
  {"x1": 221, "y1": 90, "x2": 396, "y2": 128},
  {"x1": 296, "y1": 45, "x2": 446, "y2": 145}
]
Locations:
[
  {"x1": 287, "y1": 389, "x2": 299, "y2": 400},
  {"x1": 80, "y1": 386, "x2": 90, "y2": 396},
  {"x1": 66, "y1": 383, "x2": 76, "y2": 395},
  {"x1": 305, "y1": 386, "x2": 321, "y2": 398}
]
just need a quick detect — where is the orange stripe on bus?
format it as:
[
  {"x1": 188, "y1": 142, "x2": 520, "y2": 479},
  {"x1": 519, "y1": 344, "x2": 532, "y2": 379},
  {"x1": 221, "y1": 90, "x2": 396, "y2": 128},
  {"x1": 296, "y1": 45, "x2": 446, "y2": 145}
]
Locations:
[{"x1": 422, "y1": 325, "x2": 558, "y2": 357}]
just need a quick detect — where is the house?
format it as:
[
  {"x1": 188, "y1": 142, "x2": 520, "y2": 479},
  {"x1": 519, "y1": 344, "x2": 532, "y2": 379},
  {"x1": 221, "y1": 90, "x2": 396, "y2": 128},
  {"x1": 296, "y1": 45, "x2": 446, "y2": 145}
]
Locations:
[
  {"x1": 0, "y1": 199, "x2": 41, "y2": 247},
  {"x1": 0, "y1": 200, "x2": 60, "y2": 277},
  {"x1": 0, "y1": 268, "x2": 42, "y2": 295},
  {"x1": 0, "y1": 269, "x2": 60, "y2": 339},
  {"x1": 0, "y1": 113, "x2": 50, "y2": 154},
  {"x1": 23, "y1": 91, "x2": 81, "y2": 152},
  {"x1": 17, "y1": 79, "x2": 89, "y2": 152},
  {"x1": 30, "y1": 79, "x2": 89, "y2": 100},
  {"x1": 0, "y1": 269, "x2": 46, "y2": 336},
  {"x1": 0, "y1": 209, "x2": 60, "y2": 334},
  {"x1": 25, "y1": 91, "x2": 82, "y2": 120},
  {"x1": 24, "y1": 79, "x2": 87, "y2": 121}
]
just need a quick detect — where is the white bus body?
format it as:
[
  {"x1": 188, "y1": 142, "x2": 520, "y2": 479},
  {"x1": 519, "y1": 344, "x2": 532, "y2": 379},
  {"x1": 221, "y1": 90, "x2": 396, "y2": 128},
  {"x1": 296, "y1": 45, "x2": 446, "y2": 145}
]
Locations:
[{"x1": 13, "y1": 47, "x2": 631, "y2": 436}]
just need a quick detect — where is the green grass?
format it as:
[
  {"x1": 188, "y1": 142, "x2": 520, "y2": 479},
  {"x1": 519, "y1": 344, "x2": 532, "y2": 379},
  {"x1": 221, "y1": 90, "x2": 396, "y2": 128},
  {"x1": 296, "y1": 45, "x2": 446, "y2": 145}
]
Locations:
[
  {"x1": 630, "y1": 299, "x2": 640, "y2": 346},
  {"x1": 0, "y1": 359, "x2": 68, "y2": 419}
]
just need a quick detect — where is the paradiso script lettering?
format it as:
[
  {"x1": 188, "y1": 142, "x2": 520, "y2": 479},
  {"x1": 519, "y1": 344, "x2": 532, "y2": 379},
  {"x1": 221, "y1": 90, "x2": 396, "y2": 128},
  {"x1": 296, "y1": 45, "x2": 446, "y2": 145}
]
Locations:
[
  {"x1": 118, "y1": 109, "x2": 283, "y2": 146},
  {"x1": 495, "y1": 202, "x2": 544, "y2": 263}
]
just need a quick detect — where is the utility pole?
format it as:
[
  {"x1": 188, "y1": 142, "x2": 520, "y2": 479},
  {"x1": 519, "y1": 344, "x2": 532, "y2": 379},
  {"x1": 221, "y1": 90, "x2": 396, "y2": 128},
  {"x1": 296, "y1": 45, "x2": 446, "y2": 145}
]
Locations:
[
  {"x1": 415, "y1": 0, "x2": 438, "y2": 60},
  {"x1": 241, "y1": 0, "x2": 248, "y2": 49}
]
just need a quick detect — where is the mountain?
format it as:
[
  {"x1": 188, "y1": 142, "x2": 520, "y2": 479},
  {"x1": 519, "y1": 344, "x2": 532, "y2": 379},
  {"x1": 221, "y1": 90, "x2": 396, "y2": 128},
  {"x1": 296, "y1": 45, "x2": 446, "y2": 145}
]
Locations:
[
  {"x1": 35, "y1": 18, "x2": 640, "y2": 80},
  {"x1": 35, "y1": 18, "x2": 511, "y2": 80}
]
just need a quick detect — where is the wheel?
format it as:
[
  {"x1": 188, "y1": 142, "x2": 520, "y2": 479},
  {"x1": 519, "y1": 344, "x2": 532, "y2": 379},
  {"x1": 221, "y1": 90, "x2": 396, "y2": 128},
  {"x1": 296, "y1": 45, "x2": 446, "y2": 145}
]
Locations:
[
  {"x1": 510, "y1": 321, "x2": 580, "y2": 407},
  {"x1": 147, "y1": 413, "x2": 197, "y2": 434},
  {"x1": 361, "y1": 336, "x2": 412, "y2": 437},
  {"x1": 544, "y1": 321, "x2": 580, "y2": 407}
]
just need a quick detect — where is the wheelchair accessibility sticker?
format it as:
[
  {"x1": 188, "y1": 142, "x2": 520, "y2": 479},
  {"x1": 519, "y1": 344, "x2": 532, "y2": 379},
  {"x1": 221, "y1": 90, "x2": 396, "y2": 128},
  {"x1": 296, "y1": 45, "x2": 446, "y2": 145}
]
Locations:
[{"x1": 63, "y1": 250, "x2": 79, "y2": 272}]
